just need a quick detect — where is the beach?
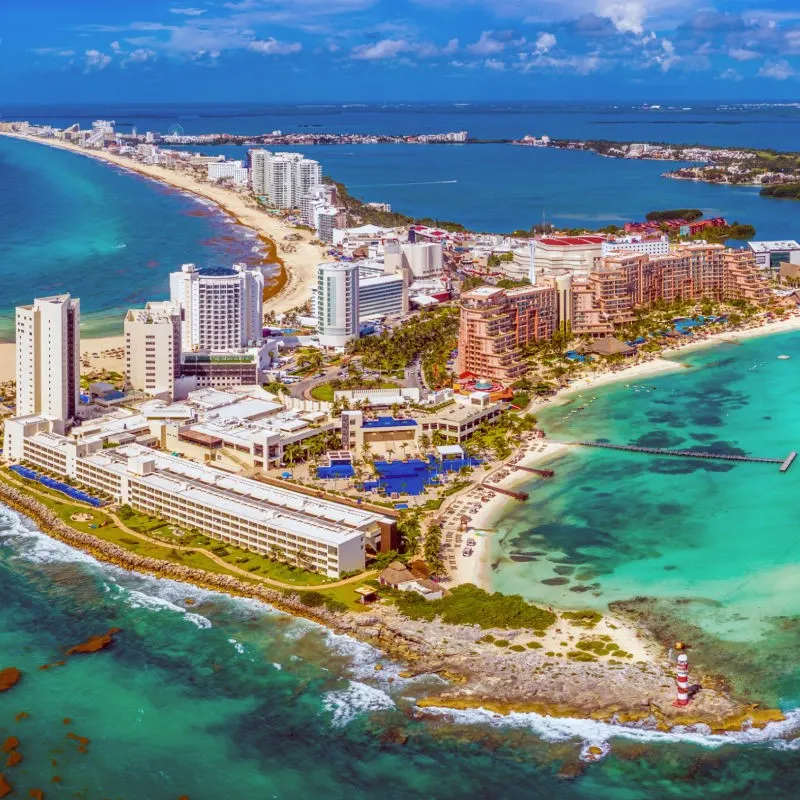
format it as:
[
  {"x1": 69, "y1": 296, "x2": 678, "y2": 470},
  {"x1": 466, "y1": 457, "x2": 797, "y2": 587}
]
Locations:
[{"x1": 0, "y1": 131, "x2": 329, "y2": 383}]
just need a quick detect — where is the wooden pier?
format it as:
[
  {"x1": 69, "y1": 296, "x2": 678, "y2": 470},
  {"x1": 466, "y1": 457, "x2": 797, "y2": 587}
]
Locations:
[
  {"x1": 483, "y1": 484, "x2": 529, "y2": 501},
  {"x1": 575, "y1": 441, "x2": 796, "y2": 472},
  {"x1": 513, "y1": 465, "x2": 555, "y2": 478}
]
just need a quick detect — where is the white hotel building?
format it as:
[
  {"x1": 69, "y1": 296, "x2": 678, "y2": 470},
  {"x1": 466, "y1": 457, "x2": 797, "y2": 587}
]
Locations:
[
  {"x1": 207, "y1": 160, "x2": 250, "y2": 187},
  {"x1": 316, "y1": 262, "x2": 360, "y2": 349},
  {"x1": 15, "y1": 294, "x2": 80, "y2": 427},
  {"x1": 3, "y1": 429, "x2": 396, "y2": 577}
]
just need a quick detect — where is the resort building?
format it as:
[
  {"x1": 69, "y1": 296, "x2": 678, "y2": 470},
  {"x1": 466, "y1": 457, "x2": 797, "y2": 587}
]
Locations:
[
  {"x1": 569, "y1": 244, "x2": 769, "y2": 336},
  {"x1": 747, "y1": 240, "x2": 800, "y2": 272},
  {"x1": 207, "y1": 160, "x2": 250, "y2": 186},
  {"x1": 384, "y1": 241, "x2": 443, "y2": 280},
  {"x1": 357, "y1": 273, "x2": 408, "y2": 321},
  {"x1": 455, "y1": 285, "x2": 558, "y2": 384},
  {"x1": 169, "y1": 263, "x2": 264, "y2": 352},
  {"x1": 516, "y1": 236, "x2": 605, "y2": 282},
  {"x1": 15, "y1": 294, "x2": 80, "y2": 426},
  {"x1": 4, "y1": 429, "x2": 397, "y2": 576},
  {"x1": 341, "y1": 394, "x2": 505, "y2": 455},
  {"x1": 124, "y1": 302, "x2": 182, "y2": 401},
  {"x1": 601, "y1": 235, "x2": 670, "y2": 257},
  {"x1": 178, "y1": 346, "x2": 275, "y2": 391},
  {"x1": 248, "y1": 150, "x2": 323, "y2": 210},
  {"x1": 316, "y1": 262, "x2": 360, "y2": 349}
]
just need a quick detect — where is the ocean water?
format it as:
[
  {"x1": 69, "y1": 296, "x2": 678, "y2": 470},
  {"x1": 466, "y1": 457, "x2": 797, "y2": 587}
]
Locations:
[
  {"x1": 0, "y1": 135, "x2": 275, "y2": 341},
  {"x1": 5, "y1": 101, "x2": 800, "y2": 237},
  {"x1": 491, "y1": 332, "x2": 800, "y2": 710},
  {"x1": 4, "y1": 500, "x2": 800, "y2": 798}
]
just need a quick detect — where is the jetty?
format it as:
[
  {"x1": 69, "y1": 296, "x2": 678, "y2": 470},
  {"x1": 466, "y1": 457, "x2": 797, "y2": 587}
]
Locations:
[
  {"x1": 484, "y1": 484, "x2": 529, "y2": 501},
  {"x1": 575, "y1": 441, "x2": 795, "y2": 472},
  {"x1": 513, "y1": 465, "x2": 555, "y2": 478}
]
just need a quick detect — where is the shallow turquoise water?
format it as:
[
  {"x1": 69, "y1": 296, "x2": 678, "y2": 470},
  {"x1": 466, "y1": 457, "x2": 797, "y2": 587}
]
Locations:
[
  {"x1": 491, "y1": 333, "x2": 800, "y2": 707},
  {"x1": 0, "y1": 136, "x2": 275, "y2": 340}
]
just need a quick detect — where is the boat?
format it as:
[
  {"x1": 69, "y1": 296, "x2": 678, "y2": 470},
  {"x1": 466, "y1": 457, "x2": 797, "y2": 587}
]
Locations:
[{"x1": 778, "y1": 355, "x2": 791, "y2": 360}]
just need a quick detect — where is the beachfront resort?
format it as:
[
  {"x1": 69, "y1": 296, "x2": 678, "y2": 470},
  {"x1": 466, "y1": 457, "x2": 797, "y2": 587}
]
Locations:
[{"x1": 1, "y1": 116, "x2": 798, "y2": 592}]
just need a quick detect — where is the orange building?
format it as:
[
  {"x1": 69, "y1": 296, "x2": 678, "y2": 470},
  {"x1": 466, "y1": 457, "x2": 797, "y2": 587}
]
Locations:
[
  {"x1": 571, "y1": 244, "x2": 768, "y2": 336},
  {"x1": 456, "y1": 285, "x2": 557, "y2": 384}
]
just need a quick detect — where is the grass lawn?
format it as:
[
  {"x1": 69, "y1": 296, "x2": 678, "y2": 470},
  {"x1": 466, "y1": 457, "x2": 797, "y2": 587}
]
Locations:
[{"x1": 311, "y1": 380, "x2": 400, "y2": 403}]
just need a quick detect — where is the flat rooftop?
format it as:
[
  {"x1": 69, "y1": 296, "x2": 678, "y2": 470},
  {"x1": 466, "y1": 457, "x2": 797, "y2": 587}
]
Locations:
[
  {"x1": 748, "y1": 240, "x2": 800, "y2": 252},
  {"x1": 81, "y1": 444, "x2": 393, "y2": 546}
]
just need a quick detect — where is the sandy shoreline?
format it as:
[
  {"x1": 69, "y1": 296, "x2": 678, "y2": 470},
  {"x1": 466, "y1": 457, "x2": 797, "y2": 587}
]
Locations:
[{"x1": 0, "y1": 131, "x2": 327, "y2": 382}]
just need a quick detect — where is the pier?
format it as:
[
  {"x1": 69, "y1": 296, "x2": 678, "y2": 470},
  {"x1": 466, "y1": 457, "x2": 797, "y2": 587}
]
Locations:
[
  {"x1": 512, "y1": 465, "x2": 555, "y2": 478},
  {"x1": 483, "y1": 484, "x2": 529, "y2": 501},
  {"x1": 575, "y1": 441, "x2": 795, "y2": 471}
]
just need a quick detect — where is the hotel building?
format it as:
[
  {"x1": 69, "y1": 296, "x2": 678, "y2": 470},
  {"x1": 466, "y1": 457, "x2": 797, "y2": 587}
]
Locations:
[
  {"x1": 207, "y1": 160, "x2": 250, "y2": 186},
  {"x1": 124, "y1": 302, "x2": 182, "y2": 401},
  {"x1": 316, "y1": 262, "x2": 360, "y2": 349},
  {"x1": 248, "y1": 150, "x2": 322, "y2": 210},
  {"x1": 15, "y1": 294, "x2": 80, "y2": 425},
  {"x1": 4, "y1": 427, "x2": 397, "y2": 576},
  {"x1": 169, "y1": 263, "x2": 264, "y2": 351},
  {"x1": 570, "y1": 244, "x2": 769, "y2": 336},
  {"x1": 384, "y1": 241, "x2": 443, "y2": 280},
  {"x1": 455, "y1": 285, "x2": 557, "y2": 384}
]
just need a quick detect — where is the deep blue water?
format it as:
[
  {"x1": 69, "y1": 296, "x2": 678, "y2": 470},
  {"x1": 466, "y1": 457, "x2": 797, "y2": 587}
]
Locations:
[
  {"x1": 0, "y1": 135, "x2": 273, "y2": 340},
  {"x1": 5, "y1": 101, "x2": 794, "y2": 236}
]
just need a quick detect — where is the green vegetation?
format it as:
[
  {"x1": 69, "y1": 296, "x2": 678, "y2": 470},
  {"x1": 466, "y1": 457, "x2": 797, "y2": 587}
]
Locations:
[
  {"x1": 423, "y1": 520, "x2": 444, "y2": 575},
  {"x1": 460, "y1": 276, "x2": 487, "y2": 292},
  {"x1": 348, "y1": 306, "x2": 460, "y2": 390},
  {"x1": 684, "y1": 222, "x2": 756, "y2": 243},
  {"x1": 488, "y1": 252, "x2": 514, "y2": 267},
  {"x1": 493, "y1": 639, "x2": 510, "y2": 648},
  {"x1": 561, "y1": 609, "x2": 603, "y2": 629},
  {"x1": 761, "y1": 183, "x2": 800, "y2": 199},
  {"x1": 646, "y1": 208, "x2": 703, "y2": 222},
  {"x1": 312, "y1": 376, "x2": 399, "y2": 403},
  {"x1": 466, "y1": 411, "x2": 538, "y2": 460},
  {"x1": 495, "y1": 278, "x2": 531, "y2": 289},
  {"x1": 394, "y1": 584, "x2": 556, "y2": 630},
  {"x1": 509, "y1": 644, "x2": 526, "y2": 652},
  {"x1": 323, "y1": 177, "x2": 466, "y2": 232},
  {"x1": 566, "y1": 650, "x2": 598, "y2": 662},
  {"x1": 263, "y1": 380, "x2": 289, "y2": 396},
  {"x1": 526, "y1": 641, "x2": 542, "y2": 649}
]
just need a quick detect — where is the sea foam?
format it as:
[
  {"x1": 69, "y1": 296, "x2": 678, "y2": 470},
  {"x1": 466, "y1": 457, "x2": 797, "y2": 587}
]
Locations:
[{"x1": 322, "y1": 680, "x2": 396, "y2": 728}]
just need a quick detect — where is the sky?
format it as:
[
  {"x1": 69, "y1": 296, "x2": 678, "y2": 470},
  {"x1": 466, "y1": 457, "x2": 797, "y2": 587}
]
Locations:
[{"x1": 3, "y1": 1, "x2": 800, "y2": 102}]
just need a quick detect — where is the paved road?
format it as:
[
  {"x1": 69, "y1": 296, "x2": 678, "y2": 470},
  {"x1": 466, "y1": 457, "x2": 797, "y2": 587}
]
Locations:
[{"x1": 404, "y1": 356, "x2": 429, "y2": 398}]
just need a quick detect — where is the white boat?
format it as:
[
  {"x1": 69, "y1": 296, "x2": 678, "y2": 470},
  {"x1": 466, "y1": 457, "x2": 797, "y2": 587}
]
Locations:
[{"x1": 778, "y1": 355, "x2": 791, "y2": 360}]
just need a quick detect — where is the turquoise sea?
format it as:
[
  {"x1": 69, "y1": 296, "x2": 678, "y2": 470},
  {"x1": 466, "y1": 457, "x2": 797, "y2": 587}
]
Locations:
[
  {"x1": 0, "y1": 135, "x2": 275, "y2": 341},
  {"x1": 492, "y1": 332, "x2": 800, "y2": 712}
]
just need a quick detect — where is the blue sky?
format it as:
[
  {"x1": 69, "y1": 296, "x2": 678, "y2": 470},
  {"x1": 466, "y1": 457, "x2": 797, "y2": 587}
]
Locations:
[{"x1": 4, "y1": 1, "x2": 800, "y2": 101}]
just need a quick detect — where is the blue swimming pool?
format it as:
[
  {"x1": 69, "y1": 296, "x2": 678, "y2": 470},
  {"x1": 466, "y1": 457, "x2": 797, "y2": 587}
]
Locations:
[
  {"x1": 10, "y1": 465, "x2": 106, "y2": 507},
  {"x1": 362, "y1": 455, "x2": 481, "y2": 496}
]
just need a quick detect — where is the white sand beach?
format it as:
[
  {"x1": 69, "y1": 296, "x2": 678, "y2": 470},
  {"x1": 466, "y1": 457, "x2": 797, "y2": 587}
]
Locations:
[{"x1": 0, "y1": 131, "x2": 332, "y2": 384}]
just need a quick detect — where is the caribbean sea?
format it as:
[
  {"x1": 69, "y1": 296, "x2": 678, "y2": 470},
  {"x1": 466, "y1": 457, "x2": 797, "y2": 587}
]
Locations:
[
  {"x1": 492, "y1": 331, "x2": 800, "y2": 713},
  {"x1": 0, "y1": 135, "x2": 274, "y2": 341}
]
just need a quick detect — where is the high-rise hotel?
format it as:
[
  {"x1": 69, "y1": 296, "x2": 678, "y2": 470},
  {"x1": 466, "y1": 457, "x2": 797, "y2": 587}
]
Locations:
[{"x1": 15, "y1": 294, "x2": 80, "y2": 425}]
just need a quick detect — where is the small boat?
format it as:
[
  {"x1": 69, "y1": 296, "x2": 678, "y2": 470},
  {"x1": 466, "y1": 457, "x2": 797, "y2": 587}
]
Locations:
[
  {"x1": 116, "y1": 243, "x2": 127, "y2": 249},
  {"x1": 778, "y1": 355, "x2": 791, "y2": 360}
]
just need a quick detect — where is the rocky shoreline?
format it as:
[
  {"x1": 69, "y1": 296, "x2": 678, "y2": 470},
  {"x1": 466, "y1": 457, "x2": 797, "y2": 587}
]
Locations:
[{"x1": 0, "y1": 482, "x2": 785, "y2": 734}]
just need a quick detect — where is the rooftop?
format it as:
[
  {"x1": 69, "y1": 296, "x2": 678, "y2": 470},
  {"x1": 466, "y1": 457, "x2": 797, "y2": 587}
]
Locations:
[
  {"x1": 362, "y1": 416, "x2": 418, "y2": 429},
  {"x1": 747, "y1": 240, "x2": 800, "y2": 252},
  {"x1": 539, "y1": 236, "x2": 606, "y2": 247}
]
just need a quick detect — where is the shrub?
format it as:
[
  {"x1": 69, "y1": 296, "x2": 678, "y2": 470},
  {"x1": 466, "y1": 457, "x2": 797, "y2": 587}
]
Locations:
[
  {"x1": 566, "y1": 650, "x2": 598, "y2": 662},
  {"x1": 526, "y1": 641, "x2": 542, "y2": 649},
  {"x1": 395, "y1": 584, "x2": 556, "y2": 630},
  {"x1": 298, "y1": 591, "x2": 325, "y2": 608},
  {"x1": 494, "y1": 639, "x2": 509, "y2": 648},
  {"x1": 509, "y1": 644, "x2": 526, "y2": 652},
  {"x1": 561, "y1": 610, "x2": 603, "y2": 629}
]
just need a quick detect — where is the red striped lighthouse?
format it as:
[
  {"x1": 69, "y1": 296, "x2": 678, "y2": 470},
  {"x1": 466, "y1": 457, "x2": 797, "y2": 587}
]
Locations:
[{"x1": 674, "y1": 652, "x2": 690, "y2": 707}]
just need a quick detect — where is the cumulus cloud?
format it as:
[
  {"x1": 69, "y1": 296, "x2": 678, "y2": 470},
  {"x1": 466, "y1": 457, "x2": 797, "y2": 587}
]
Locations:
[
  {"x1": 484, "y1": 58, "x2": 506, "y2": 70},
  {"x1": 599, "y1": 1, "x2": 647, "y2": 35},
  {"x1": 534, "y1": 32, "x2": 556, "y2": 53},
  {"x1": 170, "y1": 7, "x2": 207, "y2": 15},
  {"x1": 126, "y1": 48, "x2": 157, "y2": 63},
  {"x1": 728, "y1": 47, "x2": 761, "y2": 61},
  {"x1": 719, "y1": 68, "x2": 742, "y2": 81},
  {"x1": 350, "y1": 38, "x2": 412, "y2": 59},
  {"x1": 467, "y1": 31, "x2": 505, "y2": 55},
  {"x1": 758, "y1": 59, "x2": 796, "y2": 80},
  {"x1": 248, "y1": 37, "x2": 302, "y2": 54},
  {"x1": 84, "y1": 49, "x2": 112, "y2": 71}
]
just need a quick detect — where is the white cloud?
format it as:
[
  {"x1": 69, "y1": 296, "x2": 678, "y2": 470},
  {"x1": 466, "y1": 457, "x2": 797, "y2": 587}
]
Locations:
[
  {"x1": 467, "y1": 31, "x2": 505, "y2": 55},
  {"x1": 248, "y1": 37, "x2": 302, "y2": 54},
  {"x1": 350, "y1": 38, "x2": 412, "y2": 59},
  {"x1": 170, "y1": 7, "x2": 207, "y2": 15},
  {"x1": 485, "y1": 58, "x2": 506, "y2": 70},
  {"x1": 646, "y1": 37, "x2": 678, "y2": 71},
  {"x1": 110, "y1": 40, "x2": 122, "y2": 52},
  {"x1": 84, "y1": 49, "x2": 112, "y2": 72},
  {"x1": 600, "y1": 1, "x2": 646, "y2": 35},
  {"x1": 126, "y1": 48, "x2": 157, "y2": 63},
  {"x1": 758, "y1": 59, "x2": 796, "y2": 80},
  {"x1": 719, "y1": 68, "x2": 742, "y2": 81},
  {"x1": 442, "y1": 37, "x2": 459, "y2": 54},
  {"x1": 729, "y1": 47, "x2": 761, "y2": 61},
  {"x1": 534, "y1": 32, "x2": 556, "y2": 53}
]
